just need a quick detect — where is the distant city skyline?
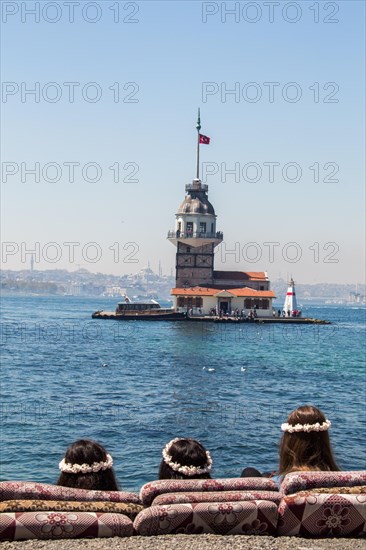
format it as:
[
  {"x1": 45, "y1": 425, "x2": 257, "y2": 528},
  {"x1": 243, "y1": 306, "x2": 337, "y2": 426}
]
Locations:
[
  {"x1": 1, "y1": 1, "x2": 365, "y2": 284},
  {"x1": 2, "y1": 265, "x2": 364, "y2": 303}
]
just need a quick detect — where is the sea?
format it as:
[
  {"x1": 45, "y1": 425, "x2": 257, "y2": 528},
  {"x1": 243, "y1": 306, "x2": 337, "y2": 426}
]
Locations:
[{"x1": 1, "y1": 296, "x2": 365, "y2": 492}]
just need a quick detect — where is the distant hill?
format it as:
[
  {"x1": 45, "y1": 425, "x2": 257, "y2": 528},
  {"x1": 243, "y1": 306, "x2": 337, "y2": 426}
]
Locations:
[
  {"x1": 1, "y1": 269, "x2": 364, "y2": 303},
  {"x1": 271, "y1": 278, "x2": 365, "y2": 304}
]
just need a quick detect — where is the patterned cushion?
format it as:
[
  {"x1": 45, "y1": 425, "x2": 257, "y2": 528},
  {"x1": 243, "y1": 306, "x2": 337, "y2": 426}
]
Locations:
[
  {"x1": 140, "y1": 478, "x2": 278, "y2": 507},
  {"x1": 296, "y1": 486, "x2": 366, "y2": 496},
  {"x1": 0, "y1": 481, "x2": 140, "y2": 504},
  {"x1": 281, "y1": 471, "x2": 366, "y2": 496},
  {"x1": 152, "y1": 490, "x2": 281, "y2": 506},
  {"x1": 134, "y1": 500, "x2": 278, "y2": 536},
  {"x1": 0, "y1": 511, "x2": 133, "y2": 540},
  {"x1": 278, "y1": 492, "x2": 366, "y2": 537},
  {"x1": 0, "y1": 500, "x2": 143, "y2": 521}
]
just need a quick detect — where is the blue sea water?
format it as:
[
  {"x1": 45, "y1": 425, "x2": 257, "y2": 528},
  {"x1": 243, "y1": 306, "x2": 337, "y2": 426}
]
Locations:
[{"x1": 1, "y1": 296, "x2": 365, "y2": 492}]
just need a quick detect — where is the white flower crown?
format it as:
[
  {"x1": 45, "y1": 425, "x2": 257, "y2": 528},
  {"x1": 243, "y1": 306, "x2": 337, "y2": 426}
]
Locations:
[
  {"x1": 281, "y1": 420, "x2": 331, "y2": 433},
  {"x1": 162, "y1": 438, "x2": 213, "y2": 476},
  {"x1": 59, "y1": 453, "x2": 113, "y2": 474}
]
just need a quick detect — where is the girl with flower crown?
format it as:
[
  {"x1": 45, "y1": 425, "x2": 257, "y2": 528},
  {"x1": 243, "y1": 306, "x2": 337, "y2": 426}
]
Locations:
[
  {"x1": 279, "y1": 405, "x2": 339, "y2": 475},
  {"x1": 241, "y1": 405, "x2": 339, "y2": 481},
  {"x1": 57, "y1": 439, "x2": 119, "y2": 491},
  {"x1": 159, "y1": 438, "x2": 213, "y2": 479}
]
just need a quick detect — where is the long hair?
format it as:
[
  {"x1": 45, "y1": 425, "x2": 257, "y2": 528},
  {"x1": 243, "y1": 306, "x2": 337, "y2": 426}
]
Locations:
[
  {"x1": 57, "y1": 439, "x2": 119, "y2": 491},
  {"x1": 279, "y1": 405, "x2": 339, "y2": 476},
  {"x1": 159, "y1": 438, "x2": 212, "y2": 480}
]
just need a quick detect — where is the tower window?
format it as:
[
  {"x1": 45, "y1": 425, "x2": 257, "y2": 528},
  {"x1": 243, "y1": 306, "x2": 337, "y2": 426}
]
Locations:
[
  {"x1": 199, "y1": 222, "x2": 206, "y2": 234},
  {"x1": 186, "y1": 222, "x2": 193, "y2": 235},
  {"x1": 186, "y1": 246, "x2": 191, "y2": 253}
]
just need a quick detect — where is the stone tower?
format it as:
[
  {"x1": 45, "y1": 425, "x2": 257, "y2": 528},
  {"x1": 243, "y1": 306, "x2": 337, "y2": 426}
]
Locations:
[{"x1": 167, "y1": 178, "x2": 223, "y2": 287}]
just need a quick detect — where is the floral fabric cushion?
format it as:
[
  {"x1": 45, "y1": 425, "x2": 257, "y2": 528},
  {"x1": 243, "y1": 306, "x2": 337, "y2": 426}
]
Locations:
[
  {"x1": 0, "y1": 511, "x2": 133, "y2": 541},
  {"x1": 295, "y1": 486, "x2": 366, "y2": 496},
  {"x1": 0, "y1": 481, "x2": 140, "y2": 504},
  {"x1": 278, "y1": 492, "x2": 366, "y2": 537},
  {"x1": 152, "y1": 490, "x2": 281, "y2": 506},
  {"x1": 0, "y1": 500, "x2": 143, "y2": 520},
  {"x1": 140, "y1": 478, "x2": 278, "y2": 507},
  {"x1": 281, "y1": 471, "x2": 366, "y2": 496},
  {"x1": 134, "y1": 500, "x2": 278, "y2": 536}
]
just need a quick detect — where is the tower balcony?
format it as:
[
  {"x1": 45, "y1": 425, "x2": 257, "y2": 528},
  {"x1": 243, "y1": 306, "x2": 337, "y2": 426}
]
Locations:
[
  {"x1": 167, "y1": 230, "x2": 223, "y2": 248},
  {"x1": 185, "y1": 182, "x2": 208, "y2": 193}
]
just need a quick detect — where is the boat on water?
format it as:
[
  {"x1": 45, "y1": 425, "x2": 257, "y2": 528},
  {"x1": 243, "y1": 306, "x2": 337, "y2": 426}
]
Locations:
[{"x1": 92, "y1": 299, "x2": 186, "y2": 321}]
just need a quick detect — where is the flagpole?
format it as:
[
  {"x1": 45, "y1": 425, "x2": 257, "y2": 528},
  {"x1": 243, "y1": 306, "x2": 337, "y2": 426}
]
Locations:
[{"x1": 196, "y1": 108, "x2": 201, "y2": 180}]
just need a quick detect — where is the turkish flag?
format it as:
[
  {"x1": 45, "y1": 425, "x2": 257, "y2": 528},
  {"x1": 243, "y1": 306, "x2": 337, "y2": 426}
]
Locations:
[{"x1": 199, "y1": 134, "x2": 210, "y2": 144}]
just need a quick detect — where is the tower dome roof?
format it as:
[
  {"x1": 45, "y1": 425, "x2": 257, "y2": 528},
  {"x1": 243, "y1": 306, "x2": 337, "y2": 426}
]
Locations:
[{"x1": 177, "y1": 195, "x2": 216, "y2": 215}]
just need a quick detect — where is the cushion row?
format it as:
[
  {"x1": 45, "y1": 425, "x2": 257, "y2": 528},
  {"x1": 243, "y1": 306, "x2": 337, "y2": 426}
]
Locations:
[
  {"x1": 0, "y1": 511, "x2": 133, "y2": 540},
  {"x1": 281, "y1": 471, "x2": 366, "y2": 496},
  {"x1": 139, "y1": 477, "x2": 279, "y2": 507},
  {"x1": 0, "y1": 499, "x2": 143, "y2": 520},
  {"x1": 278, "y1": 492, "x2": 366, "y2": 537},
  {"x1": 133, "y1": 500, "x2": 279, "y2": 536},
  {"x1": 0, "y1": 481, "x2": 140, "y2": 504},
  {"x1": 152, "y1": 490, "x2": 282, "y2": 505},
  {"x1": 1, "y1": 474, "x2": 365, "y2": 540}
]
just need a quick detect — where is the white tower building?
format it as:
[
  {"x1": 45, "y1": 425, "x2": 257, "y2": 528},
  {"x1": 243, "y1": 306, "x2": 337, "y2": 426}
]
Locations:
[{"x1": 283, "y1": 278, "x2": 299, "y2": 316}]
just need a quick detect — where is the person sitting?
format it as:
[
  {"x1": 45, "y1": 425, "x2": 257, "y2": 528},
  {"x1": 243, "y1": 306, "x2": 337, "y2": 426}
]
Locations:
[
  {"x1": 159, "y1": 437, "x2": 212, "y2": 479},
  {"x1": 241, "y1": 405, "x2": 339, "y2": 482},
  {"x1": 278, "y1": 404, "x2": 339, "y2": 476},
  {"x1": 57, "y1": 439, "x2": 119, "y2": 491}
]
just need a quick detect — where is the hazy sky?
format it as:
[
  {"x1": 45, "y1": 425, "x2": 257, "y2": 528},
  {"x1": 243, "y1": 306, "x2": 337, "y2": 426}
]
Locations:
[{"x1": 1, "y1": 0, "x2": 365, "y2": 284}]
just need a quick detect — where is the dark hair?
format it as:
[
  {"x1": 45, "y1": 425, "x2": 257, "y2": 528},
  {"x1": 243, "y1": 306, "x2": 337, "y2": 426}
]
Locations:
[
  {"x1": 279, "y1": 405, "x2": 339, "y2": 476},
  {"x1": 159, "y1": 438, "x2": 212, "y2": 480},
  {"x1": 57, "y1": 439, "x2": 119, "y2": 491}
]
